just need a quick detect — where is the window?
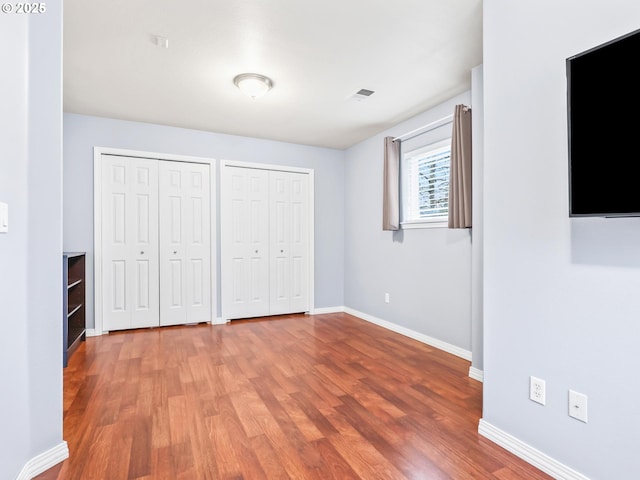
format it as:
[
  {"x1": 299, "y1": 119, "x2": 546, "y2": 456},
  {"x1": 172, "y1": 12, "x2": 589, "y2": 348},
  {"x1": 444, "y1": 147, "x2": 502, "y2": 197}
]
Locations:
[{"x1": 401, "y1": 139, "x2": 451, "y2": 227}]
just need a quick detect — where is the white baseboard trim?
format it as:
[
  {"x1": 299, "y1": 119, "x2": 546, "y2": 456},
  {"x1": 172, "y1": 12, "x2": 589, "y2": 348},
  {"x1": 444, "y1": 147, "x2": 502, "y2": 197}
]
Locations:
[
  {"x1": 212, "y1": 317, "x2": 229, "y2": 326},
  {"x1": 343, "y1": 307, "x2": 472, "y2": 361},
  {"x1": 85, "y1": 328, "x2": 101, "y2": 337},
  {"x1": 469, "y1": 366, "x2": 484, "y2": 382},
  {"x1": 478, "y1": 420, "x2": 589, "y2": 480},
  {"x1": 16, "y1": 441, "x2": 68, "y2": 480},
  {"x1": 310, "y1": 306, "x2": 345, "y2": 315}
]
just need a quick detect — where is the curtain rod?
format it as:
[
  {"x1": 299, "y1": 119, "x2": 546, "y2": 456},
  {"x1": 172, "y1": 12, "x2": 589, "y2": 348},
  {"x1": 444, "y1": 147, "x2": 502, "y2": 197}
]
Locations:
[{"x1": 392, "y1": 113, "x2": 454, "y2": 142}]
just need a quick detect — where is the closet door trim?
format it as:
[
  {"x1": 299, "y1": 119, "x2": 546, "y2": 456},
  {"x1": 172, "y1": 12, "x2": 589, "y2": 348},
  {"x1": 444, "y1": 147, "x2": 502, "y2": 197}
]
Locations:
[
  {"x1": 220, "y1": 159, "x2": 315, "y2": 320},
  {"x1": 94, "y1": 146, "x2": 217, "y2": 336}
]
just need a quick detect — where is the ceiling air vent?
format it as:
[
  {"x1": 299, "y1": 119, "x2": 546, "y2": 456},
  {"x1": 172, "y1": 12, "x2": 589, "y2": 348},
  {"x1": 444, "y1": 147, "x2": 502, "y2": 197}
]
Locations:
[{"x1": 349, "y1": 88, "x2": 375, "y2": 101}]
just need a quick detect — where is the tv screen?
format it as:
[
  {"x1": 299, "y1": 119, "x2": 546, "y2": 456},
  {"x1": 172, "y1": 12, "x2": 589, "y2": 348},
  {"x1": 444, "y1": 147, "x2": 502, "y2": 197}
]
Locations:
[{"x1": 567, "y1": 28, "x2": 640, "y2": 217}]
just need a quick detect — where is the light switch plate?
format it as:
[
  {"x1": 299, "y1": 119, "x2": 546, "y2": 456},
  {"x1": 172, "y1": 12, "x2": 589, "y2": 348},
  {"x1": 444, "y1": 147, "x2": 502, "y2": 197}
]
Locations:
[{"x1": 0, "y1": 202, "x2": 8, "y2": 233}]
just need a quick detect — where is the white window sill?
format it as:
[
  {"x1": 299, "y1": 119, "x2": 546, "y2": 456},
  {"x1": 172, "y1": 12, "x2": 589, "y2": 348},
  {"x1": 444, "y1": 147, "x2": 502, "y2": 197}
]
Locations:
[{"x1": 401, "y1": 220, "x2": 448, "y2": 230}]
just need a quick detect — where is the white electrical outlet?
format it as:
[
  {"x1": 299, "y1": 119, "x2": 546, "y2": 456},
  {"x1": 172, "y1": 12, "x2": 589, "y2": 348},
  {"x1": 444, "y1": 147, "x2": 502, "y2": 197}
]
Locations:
[
  {"x1": 384, "y1": 293, "x2": 390, "y2": 303},
  {"x1": 529, "y1": 376, "x2": 546, "y2": 405},
  {"x1": 569, "y1": 390, "x2": 588, "y2": 423}
]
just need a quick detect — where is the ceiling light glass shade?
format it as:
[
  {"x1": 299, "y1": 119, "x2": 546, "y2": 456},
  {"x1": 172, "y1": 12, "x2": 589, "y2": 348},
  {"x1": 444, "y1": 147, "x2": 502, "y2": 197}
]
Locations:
[{"x1": 233, "y1": 73, "x2": 273, "y2": 99}]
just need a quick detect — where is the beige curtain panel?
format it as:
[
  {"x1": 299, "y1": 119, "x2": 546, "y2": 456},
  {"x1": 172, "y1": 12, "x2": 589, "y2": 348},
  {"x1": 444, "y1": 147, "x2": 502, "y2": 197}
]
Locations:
[
  {"x1": 382, "y1": 136, "x2": 400, "y2": 231},
  {"x1": 448, "y1": 105, "x2": 472, "y2": 228}
]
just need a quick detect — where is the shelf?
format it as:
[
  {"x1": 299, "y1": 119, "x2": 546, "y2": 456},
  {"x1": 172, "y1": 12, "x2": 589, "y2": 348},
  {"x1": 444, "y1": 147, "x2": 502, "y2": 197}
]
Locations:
[
  {"x1": 64, "y1": 252, "x2": 86, "y2": 367},
  {"x1": 68, "y1": 304, "x2": 83, "y2": 318},
  {"x1": 67, "y1": 328, "x2": 85, "y2": 356}
]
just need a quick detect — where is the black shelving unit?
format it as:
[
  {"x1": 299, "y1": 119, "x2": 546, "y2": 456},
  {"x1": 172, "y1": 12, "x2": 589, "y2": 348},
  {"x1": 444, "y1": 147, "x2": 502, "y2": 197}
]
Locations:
[{"x1": 63, "y1": 252, "x2": 86, "y2": 367}]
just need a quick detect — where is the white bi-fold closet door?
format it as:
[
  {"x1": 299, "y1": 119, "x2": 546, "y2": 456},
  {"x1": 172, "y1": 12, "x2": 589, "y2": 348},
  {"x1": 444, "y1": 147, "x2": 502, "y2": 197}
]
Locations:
[
  {"x1": 100, "y1": 154, "x2": 212, "y2": 332},
  {"x1": 221, "y1": 163, "x2": 312, "y2": 320}
]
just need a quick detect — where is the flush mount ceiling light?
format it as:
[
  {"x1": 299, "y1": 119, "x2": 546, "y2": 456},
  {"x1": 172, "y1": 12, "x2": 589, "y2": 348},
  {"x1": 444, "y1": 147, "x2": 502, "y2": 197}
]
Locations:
[{"x1": 233, "y1": 73, "x2": 273, "y2": 99}]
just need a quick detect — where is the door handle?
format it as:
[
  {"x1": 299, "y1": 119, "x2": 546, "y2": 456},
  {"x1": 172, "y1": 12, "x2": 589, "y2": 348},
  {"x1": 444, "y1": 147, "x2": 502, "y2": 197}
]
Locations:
[{"x1": 140, "y1": 251, "x2": 144, "y2": 255}]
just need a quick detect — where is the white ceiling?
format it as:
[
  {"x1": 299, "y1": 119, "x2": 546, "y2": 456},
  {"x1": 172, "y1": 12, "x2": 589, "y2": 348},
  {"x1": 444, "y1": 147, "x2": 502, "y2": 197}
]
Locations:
[{"x1": 63, "y1": 0, "x2": 483, "y2": 150}]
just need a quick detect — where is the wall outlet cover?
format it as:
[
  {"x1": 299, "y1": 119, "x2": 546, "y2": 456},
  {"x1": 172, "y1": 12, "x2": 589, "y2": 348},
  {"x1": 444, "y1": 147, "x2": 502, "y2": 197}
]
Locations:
[{"x1": 530, "y1": 376, "x2": 546, "y2": 405}]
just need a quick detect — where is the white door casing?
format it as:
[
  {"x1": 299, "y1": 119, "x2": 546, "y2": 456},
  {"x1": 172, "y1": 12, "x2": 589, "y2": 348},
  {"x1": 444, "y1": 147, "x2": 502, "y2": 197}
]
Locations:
[{"x1": 159, "y1": 161, "x2": 211, "y2": 326}]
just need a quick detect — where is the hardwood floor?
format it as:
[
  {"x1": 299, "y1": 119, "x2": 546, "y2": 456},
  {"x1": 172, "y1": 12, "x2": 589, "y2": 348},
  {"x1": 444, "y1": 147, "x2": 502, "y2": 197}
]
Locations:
[{"x1": 36, "y1": 313, "x2": 551, "y2": 480}]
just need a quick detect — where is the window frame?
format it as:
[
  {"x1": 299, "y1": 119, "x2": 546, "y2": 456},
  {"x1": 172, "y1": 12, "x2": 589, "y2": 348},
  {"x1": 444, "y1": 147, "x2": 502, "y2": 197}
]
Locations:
[{"x1": 400, "y1": 138, "x2": 452, "y2": 229}]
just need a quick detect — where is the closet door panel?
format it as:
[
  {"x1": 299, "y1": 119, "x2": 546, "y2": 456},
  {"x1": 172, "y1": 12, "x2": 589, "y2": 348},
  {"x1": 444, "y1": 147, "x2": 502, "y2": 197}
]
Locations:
[
  {"x1": 159, "y1": 161, "x2": 211, "y2": 326},
  {"x1": 222, "y1": 166, "x2": 269, "y2": 319},
  {"x1": 185, "y1": 165, "x2": 211, "y2": 323},
  {"x1": 222, "y1": 165, "x2": 310, "y2": 320},
  {"x1": 131, "y1": 163, "x2": 159, "y2": 327},
  {"x1": 269, "y1": 171, "x2": 291, "y2": 315},
  {"x1": 102, "y1": 156, "x2": 159, "y2": 331},
  {"x1": 103, "y1": 162, "x2": 129, "y2": 331},
  {"x1": 159, "y1": 164, "x2": 185, "y2": 326},
  {"x1": 289, "y1": 173, "x2": 309, "y2": 312},
  {"x1": 269, "y1": 171, "x2": 309, "y2": 314}
]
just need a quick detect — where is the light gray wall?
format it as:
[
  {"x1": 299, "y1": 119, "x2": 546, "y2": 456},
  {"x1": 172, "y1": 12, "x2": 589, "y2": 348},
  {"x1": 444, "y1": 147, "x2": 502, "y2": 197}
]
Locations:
[
  {"x1": 0, "y1": 2, "x2": 64, "y2": 478},
  {"x1": 63, "y1": 113, "x2": 345, "y2": 328},
  {"x1": 483, "y1": 1, "x2": 640, "y2": 478},
  {"x1": 28, "y1": 0, "x2": 64, "y2": 458},
  {"x1": 471, "y1": 64, "x2": 484, "y2": 372},
  {"x1": 344, "y1": 92, "x2": 473, "y2": 352},
  {"x1": 0, "y1": 14, "x2": 32, "y2": 480}
]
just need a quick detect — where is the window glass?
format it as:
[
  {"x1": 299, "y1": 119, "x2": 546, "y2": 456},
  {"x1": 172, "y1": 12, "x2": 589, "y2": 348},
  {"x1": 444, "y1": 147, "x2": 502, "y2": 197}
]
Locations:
[{"x1": 402, "y1": 139, "x2": 451, "y2": 225}]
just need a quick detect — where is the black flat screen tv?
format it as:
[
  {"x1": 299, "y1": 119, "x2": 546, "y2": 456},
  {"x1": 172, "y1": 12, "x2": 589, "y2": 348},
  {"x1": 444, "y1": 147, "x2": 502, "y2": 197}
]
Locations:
[{"x1": 567, "y1": 28, "x2": 640, "y2": 217}]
